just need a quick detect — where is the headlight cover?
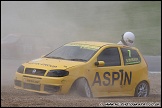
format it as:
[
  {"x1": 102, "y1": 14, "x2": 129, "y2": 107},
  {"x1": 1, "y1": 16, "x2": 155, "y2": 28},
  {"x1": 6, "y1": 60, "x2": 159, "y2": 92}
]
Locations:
[
  {"x1": 17, "y1": 65, "x2": 24, "y2": 73},
  {"x1": 46, "y1": 70, "x2": 69, "y2": 77}
]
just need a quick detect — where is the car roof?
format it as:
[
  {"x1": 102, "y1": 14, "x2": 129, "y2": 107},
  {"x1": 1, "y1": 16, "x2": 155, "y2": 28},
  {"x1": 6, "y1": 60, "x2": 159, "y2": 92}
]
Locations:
[
  {"x1": 66, "y1": 41, "x2": 138, "y2": 51},
  {"x1": 67, "y1": 41, "x2": 122, "y2": 47}
]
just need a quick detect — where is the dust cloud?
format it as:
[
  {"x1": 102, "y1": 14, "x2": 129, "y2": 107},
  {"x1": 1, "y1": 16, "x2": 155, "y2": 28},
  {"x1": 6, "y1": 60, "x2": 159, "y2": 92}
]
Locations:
[
  {"x1": 1, "y1": 1, "x2": 126, "y2": 45},
  {"x1": 1, "y1": 1, "x2": 123, "y2": 86},
  {"x1": 1, "y1": 1, "x2": 161, "y2": 86}
]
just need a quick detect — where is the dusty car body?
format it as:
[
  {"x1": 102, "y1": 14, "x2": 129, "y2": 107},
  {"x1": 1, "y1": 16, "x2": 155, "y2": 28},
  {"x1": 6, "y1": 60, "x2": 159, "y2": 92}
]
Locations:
[{"x1": 14, "y1": 41, "x2": 150, "y2": 98}]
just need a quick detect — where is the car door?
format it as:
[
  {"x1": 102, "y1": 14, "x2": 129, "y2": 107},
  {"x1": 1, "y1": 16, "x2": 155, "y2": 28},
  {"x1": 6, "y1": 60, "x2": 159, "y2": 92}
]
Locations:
[
  {"x1": 119, "y1": 47, "x2": 142, "y2": 92},
  {"x1": 91, "y1": 47, "x2": 123, "y2": 93}
]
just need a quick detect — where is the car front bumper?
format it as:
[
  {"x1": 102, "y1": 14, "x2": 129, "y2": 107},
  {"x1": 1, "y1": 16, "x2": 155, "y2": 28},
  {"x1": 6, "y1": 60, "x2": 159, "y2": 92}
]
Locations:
[{"x1": 14, "y1": 72, "x2": 71, "y2": 94}]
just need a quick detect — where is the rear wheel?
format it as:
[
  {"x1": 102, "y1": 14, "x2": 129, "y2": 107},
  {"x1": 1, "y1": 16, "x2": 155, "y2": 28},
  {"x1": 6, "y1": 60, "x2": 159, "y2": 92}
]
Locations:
[
  {"x1": 134, "y1": 81, "x2": 149, "y2": 97},
  {"x1": 76, "y1": 78, "x2": 92, "y2": 98}
]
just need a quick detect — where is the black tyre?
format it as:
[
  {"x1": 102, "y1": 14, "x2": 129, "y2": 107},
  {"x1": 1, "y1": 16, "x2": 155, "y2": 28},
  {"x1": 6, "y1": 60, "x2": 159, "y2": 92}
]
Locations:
[
  {"x1": 76, "y1": 78, "x2": 92, "y2": 98},
  {"x1": 134, "y1": 81, "x2": 149, "y2": 97}
]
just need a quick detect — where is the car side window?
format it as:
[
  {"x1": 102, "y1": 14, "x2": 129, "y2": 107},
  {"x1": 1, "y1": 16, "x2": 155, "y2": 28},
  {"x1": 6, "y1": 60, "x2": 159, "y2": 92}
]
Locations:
[
  {"x1": 97, "y1": 47, "x2": 121, "y2": 66},
  {"x1": 121, "y1": 48, "x2": 141, "y2": 65}
]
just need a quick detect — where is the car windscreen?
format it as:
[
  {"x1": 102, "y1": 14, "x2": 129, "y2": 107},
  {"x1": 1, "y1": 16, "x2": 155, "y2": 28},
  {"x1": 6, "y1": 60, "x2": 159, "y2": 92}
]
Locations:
[{"x1": 45, "y1": 44, "x2": 100, "y2": 62}]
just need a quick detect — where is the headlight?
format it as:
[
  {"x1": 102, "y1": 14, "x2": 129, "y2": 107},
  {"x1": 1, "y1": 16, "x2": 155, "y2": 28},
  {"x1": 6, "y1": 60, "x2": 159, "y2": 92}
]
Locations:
[
  {"x1": 17, "y1": 65, "x2": 24, "y2": 73},
  {"x1": 46, "y1": 70, "x2": 69, "y2": 77}
]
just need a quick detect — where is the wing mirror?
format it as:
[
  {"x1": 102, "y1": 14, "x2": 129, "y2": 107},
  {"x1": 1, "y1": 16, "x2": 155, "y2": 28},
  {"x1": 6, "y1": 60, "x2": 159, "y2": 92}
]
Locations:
[{"x1": 95, "y1": 61, "x2": 105, "y2": 67}]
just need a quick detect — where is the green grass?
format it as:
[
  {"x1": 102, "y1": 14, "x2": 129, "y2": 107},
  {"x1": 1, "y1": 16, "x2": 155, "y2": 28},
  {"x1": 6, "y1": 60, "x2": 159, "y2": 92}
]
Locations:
[{"x1": 80, "y1": 1, "x2": 161, "y2": 56}]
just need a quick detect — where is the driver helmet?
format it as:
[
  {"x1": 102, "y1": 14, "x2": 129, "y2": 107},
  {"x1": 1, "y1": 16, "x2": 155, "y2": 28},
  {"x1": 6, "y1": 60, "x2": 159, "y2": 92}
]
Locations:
[{"x1": 122, "y1": 32, "x2": 135, "y2": 46}]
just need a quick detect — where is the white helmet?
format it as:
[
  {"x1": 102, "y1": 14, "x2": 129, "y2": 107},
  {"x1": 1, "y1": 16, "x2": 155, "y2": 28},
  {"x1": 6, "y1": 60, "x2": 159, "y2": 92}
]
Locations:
[{"x1": 122, "y1": 32, "x2": 135, "y2": 46}]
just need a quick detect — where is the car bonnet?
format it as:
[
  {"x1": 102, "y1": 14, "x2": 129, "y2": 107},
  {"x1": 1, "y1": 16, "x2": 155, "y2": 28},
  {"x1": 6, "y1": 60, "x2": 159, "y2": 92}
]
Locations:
[{"x1": 23, "y1": 58, "x2": 85, "y2": 70}]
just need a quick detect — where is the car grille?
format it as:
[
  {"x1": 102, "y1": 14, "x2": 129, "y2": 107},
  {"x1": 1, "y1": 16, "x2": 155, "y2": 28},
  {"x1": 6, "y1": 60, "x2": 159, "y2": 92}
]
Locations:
[
  {"x1": 23, "y1": 83, "x2": 40, "y2": 91},
  {"x1": 14, "y1": 79, "x2": 61, "y2": 93},
  {"x1": 44, "y1": 85, "x2": 60, "y2": 93},
  {"x1": 25, "y1": 68, "x2": 46, "y2": 76}
]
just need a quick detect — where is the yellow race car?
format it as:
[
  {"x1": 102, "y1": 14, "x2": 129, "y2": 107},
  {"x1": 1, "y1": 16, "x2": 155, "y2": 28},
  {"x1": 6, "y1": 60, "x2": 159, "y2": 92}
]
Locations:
[{"x1": 14, "y1": 41, "x2": 150, "y2": 98}]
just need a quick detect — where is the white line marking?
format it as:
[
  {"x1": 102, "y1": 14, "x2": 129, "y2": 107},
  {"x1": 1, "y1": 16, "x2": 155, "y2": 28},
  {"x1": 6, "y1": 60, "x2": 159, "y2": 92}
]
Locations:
[{"x1": 149, "y1": 71, "x2": 161, "y2": 74}]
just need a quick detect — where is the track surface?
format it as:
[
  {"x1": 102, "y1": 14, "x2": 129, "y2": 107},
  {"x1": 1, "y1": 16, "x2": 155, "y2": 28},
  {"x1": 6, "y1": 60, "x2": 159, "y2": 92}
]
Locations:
[{"x1": 1, "y1": 58, "x2": 161, "y2": 107}]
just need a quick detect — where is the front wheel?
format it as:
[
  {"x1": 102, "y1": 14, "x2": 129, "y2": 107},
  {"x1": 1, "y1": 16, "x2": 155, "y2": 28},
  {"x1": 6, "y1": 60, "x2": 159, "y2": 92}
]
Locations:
[
  {"x1": 134, "y1": 81, "x2": 150, "y2": 97},
  {"x1": 76, "y1": 78, "x2": 93, "y2": 98}
]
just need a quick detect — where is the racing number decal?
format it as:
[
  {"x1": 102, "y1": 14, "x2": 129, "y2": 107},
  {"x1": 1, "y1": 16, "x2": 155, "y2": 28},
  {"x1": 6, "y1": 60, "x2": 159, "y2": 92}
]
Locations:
[
  {"x1": 127, "y1": 50, "x2": 131, "y2": 57},
  {"x1": 92, "y1": 69, "x2": 132, "y2": 86},
  {"x1": 125, "y1": 49, "x2": 140, "y2": 65}
]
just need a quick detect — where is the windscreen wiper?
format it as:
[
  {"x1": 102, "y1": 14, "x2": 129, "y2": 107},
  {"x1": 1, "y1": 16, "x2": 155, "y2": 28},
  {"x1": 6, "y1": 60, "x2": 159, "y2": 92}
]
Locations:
[{"x1": 45, "y1": 56, "x2": 65, "y2": 60}]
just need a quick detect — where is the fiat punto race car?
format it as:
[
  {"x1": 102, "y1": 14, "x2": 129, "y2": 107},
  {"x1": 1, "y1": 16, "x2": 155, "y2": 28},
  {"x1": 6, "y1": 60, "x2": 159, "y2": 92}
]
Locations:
[{"x1": 14, "y1": 41, "x2": 150, "y2": 98}]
